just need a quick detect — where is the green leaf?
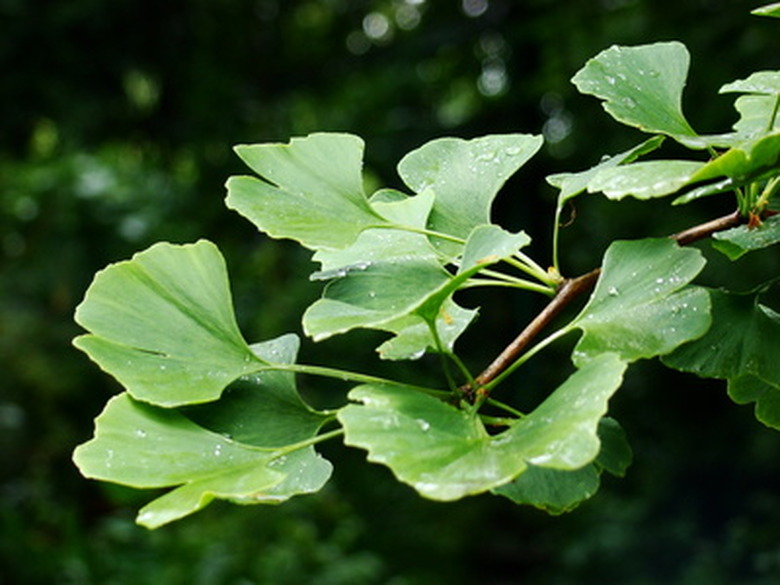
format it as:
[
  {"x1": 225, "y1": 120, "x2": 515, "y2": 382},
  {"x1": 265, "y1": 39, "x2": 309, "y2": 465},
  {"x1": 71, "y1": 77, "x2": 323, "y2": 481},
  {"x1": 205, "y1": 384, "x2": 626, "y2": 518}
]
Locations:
[
  {"x1": 183, "y1": 334, "x2": 330, "y2": 447},
  {"x1": 311, "y1": 188, "x2": 439, "y2": 274},
  {"x1": 572, "y1": 42, "x2": 697, "y2": 139},
  {"x1": 493, "y1": 465, "x2": 600, "y2": 514},
  {"x1": 594, "y1": 417, "x2": 633, "y2": 477},
  {"x1": 375, "y1": 299, "x2": 477, "y2": 361},
  {"x1": 688, "y1": 133, "x2": 780, "y2": 184},
  {"x1": 728, "y1": 375, "x2": 780, "y2": 430},
  {"x1": 732, "y1": 95, "x2": 780, "y2": 136},
  {"x1": 73, "y1": 240, "x2": 260, "y2": 407},
  {"x1": 458, "y1": 225, "x2": 531, "y2": 274},
  {"x1": 752, "y1": 3, "x2": 780, "y2": 18},
  {"x1": 499, "y1": 353, "x2": 627, "y2": 469},
  {"x1": 305, "y1": 224, "x2": 527, "y2": 355},
  {"x1": 73, "y1": 394, "x2": 332, "y2": 528},
  {"x1": 547, "y1": 136, "x2": 665, "y2": 203},
  {"x1": 721, "y1": 71, "x2": 780, "y2": 96},
  {"x1": 338, "y1": 354, "x2": 626, "y2": 500},
  {"x1": 712, "y1": 215, "x2": 780, "y2": 260},
  {"x1": 493, "y1": 410, "x2": 632, "y2": 515},
  {"x1": 662, "y1": 288, "x2": 780, "y2": 390},
  {"x1": 397, "y1": 134, "x2": 543, "y2": 250},
  {"x1": 587, "y1": 160, "x2": 704, "y2": 200},
  {"x1": 225, "y1": 133, "x2": 386, "y2": 250},
  {"x1": 570, "y1": 238, "x2": 710, "y2": 366},
  {"x1": 303, "y1": 257, "x2": 451, "y2": 341}
]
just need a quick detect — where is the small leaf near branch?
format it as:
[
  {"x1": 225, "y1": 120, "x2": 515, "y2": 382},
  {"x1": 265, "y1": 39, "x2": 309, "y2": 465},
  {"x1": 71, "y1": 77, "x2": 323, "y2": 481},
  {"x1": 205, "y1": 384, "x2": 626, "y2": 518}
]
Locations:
[
  {"x1": 570, "y1": 238, "x2": 710, "y2": 366},
  {"x1": 712, "y1": 215, "x2": 780, "y2": 260}
]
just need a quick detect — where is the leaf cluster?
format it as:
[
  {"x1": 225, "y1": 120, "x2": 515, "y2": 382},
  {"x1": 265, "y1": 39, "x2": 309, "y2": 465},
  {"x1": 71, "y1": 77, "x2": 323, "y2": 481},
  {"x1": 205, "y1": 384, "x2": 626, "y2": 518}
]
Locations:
[{"x1": 73, "y1": 7, "x2": 780, "y2": 527}]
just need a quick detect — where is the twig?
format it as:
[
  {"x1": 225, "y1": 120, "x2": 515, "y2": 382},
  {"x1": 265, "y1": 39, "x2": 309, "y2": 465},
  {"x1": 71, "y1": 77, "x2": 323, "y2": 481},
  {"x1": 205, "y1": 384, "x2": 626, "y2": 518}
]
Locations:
[
  {"x1": 461, "y1": 210, "x2": 745, "y2": 399},
  {"x1": 670, "y1": 210, "x2": 741, "y2": 245}
]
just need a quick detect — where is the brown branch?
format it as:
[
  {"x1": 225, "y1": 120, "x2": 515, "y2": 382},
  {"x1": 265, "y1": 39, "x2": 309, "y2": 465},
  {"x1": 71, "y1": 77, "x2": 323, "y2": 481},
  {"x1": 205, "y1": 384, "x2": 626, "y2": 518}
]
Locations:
[
  {"x1": 670, "y1": 210, "x2": 741, "y2": 245},
  {"x1": 461, "y1": 210, "x2": 745, "y2": 399}
]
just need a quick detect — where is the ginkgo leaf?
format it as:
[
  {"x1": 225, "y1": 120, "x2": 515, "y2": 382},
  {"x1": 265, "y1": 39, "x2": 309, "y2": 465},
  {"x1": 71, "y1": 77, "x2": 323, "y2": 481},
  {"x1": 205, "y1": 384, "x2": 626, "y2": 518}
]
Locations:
[
  {"x1": 338, "y1": 354, "x2": 626, "y2": 501},
  {"x1": 721, "y1": 71, "x2": 780, "y2": 95},
  {"x1": 712, "y1": 215, "x2": 780, "y2": 260},
  {"x1": 74, "y1": 240, "x2": 261, "y2": 407},
  {"x1": 587, "y1": 160, "x2": 704, "y2": 200},
  {"x1": 728, "y1": 375, "x2": 780, "y2": 430},
  {"x1": 458, "y1": 225, "x2": 531, "y2": 274},
  {"x1": 375, "y1": 299, "x2": 477, "y2": 361},
  {"x1": 226, "y1": 133, "x2": 387, "y2": 250},
  {"x1": 304, "y1": 223, "x2": 528, "y2": 352},
  {"x1": 569, "y1": 238, "x2": 710, "y2": 365},
  {"x1": 398, "y1": 134, "x2": 542, "y2": 252},
  {"x1": 547, "y1": 136, "x2": 665, "y2": 203},
  {"x1": 493, "y1": 464, "x2": 601, "y2": 514},
  {"x1": 572, "y1": 42, "x2": 697, "y2": 139},
  {"x1": 662, "y1": 288, "x2": 780, "y2": 387},
  {"x1": 73, "y1": 393, "x2": 332, "y2": 528}
]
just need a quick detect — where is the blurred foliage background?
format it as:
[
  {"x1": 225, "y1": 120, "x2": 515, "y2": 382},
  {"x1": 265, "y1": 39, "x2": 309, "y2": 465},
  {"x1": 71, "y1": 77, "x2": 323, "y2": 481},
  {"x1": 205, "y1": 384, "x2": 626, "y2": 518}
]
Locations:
[{"x1": 2, "y1": 0, "x2": 780, "y2": 583}]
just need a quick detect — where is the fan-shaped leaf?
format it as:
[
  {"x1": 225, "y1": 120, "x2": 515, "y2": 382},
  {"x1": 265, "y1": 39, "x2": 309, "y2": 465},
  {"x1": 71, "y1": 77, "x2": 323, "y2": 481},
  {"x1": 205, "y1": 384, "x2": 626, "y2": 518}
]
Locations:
[
  {"x1": 338, "y1": 354, "x2": 626, "y2": 501},
  {"x1": 226, "y1": 133, "x2": 386, "y2": 250},
  {"x1": 570, "y1": 238, "x2": 710, "y2": 365},
  {"x1": 73, "y1": 394, "x2": 332, "y2": 528},
  {"x1": 74, "y1": 240, "x2": 260, "y2": 407},
  {"x1": 398, "y1": 134, "x2": 542, "y2": 252},
  {"x1": 572, "y1": 42, "x2": 697, "y2": 139}
]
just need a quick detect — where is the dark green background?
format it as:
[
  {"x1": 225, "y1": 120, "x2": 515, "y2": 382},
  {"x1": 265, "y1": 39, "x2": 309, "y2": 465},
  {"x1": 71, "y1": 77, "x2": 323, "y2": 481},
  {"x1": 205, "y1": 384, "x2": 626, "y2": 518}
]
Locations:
[{"x1": 2, "y1": 1, "x2": 779, "y2": 583}]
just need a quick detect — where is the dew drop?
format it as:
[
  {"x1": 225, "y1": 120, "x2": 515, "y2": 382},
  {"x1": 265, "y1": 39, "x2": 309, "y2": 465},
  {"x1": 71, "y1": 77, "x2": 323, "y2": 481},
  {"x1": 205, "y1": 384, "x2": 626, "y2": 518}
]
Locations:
[
  {"x1": 213, "y1": 444, "x2": 223, "y2": 457},
  {"x1": 134, "y1": 429, "x2": 148, "y2": 438},
  {"x1": 416, "y1": 419, "x2": 431, "y2": 432},
  {"x1": 607, "y1": 286, "x2": 620, "y2": 297}
]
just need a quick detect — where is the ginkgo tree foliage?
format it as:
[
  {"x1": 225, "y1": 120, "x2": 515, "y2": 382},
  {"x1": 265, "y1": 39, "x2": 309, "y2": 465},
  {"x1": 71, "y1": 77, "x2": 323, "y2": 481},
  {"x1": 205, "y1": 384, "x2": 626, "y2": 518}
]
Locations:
[{"x1": 73, "y1": 6, "x2": 780, "y2": 529}]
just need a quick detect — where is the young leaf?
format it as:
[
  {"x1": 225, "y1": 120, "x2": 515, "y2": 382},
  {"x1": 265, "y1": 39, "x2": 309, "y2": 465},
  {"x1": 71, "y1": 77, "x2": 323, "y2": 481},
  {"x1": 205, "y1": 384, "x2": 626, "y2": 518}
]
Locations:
[
  {"x1": 74, "y1": 240, "x2": 261, "y2": 407},
  {"x1": 375, "y1": 299, "x2": 477, "y2": 361},
  {"x1": 303, "y1": 257, "x2": 451, "y2": 341},
  {"x1": 458, "y1": 225, "x2": 531, "y2": 274},
  {"x1": 338, "y1": 354, "x2": 626, "y2": 501},
  {"x1": 73, "y1": 393, "x2": 332, "y2": 528},
  {"x1": 397, "y1": 134, "x2": 543, "y2": 251},
  {"x1": 569, "y1": 238, "x2": 711, "y2": 365},
  {"x1": 311, "y1": 188, "x2": 439, "y2": 274},
  {"x1": 304, "y1": 224, "x2": 528, "y2": 356},
  {"x1": 226, "y1": 133, "x2": 387, "y2": 250},
  {"x1": 572, "y1": 42, "x2": 697, "y2": 139},
  {"x1": 712, "y1": 215, "x2": 780, "y2": 260}
]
